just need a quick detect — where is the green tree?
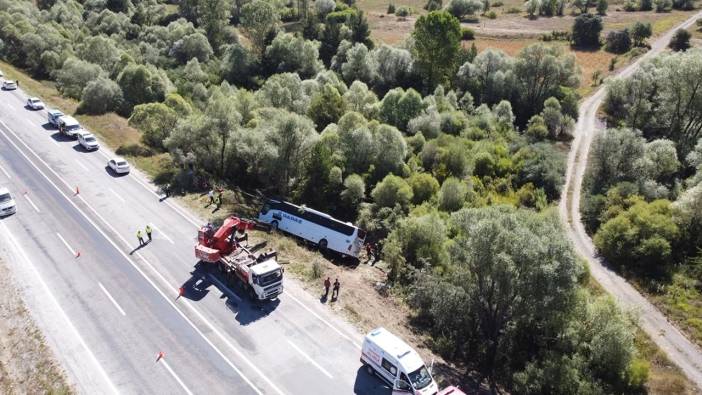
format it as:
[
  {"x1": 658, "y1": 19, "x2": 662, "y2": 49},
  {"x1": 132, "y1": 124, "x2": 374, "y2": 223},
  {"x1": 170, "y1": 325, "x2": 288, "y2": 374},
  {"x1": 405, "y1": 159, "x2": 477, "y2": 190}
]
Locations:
[
  {"x1": 669, "y1": 29, "x2": 691, "y2": 52},
  {"x1": 308, "y1": 84, "x2": 346, "y2": 129},
  {"x1": 371, "y1": 174, "x2": 413, "y2": 209},
  {"x1": 264, "y1": 32, "x2": 323, "y2": 78},
  {"x1": 241, "y1": 0, "x2": 280, "y2": 57},
  {"x1": 630, "y1": 22, "x2": 652, "y2": 47},
  {"x1": 77, "y1": 77, "x2": 124, "y2": 115},
  {"x1": 129, "y1": 103, "x2": 179, "y2": 150},
  {"x1": 56, "y1": 58, "x2": 104, "y2": 99},
  {"x1": 596, "y1": 0, "x2": 608, "y2": 14},
  {"x1": 380, "y1": 88, "x2": 426, "y2": 131},
  {"x1": 438, "y1": 177, "x2": 469, "y2": 211},
  {"x1": 605, "y1": 29, "x2": 632, "y2": 54},
  {"x1": 117, "y1": 64, "x2": 172, "y2": 115},
  {"x1": 341, "y1": 174, "x2": 366, "y2": 210},
  {"x1": 197, "y1": 0, "x2": 232, "y2": 49},
  {"x1": 408, "y1": 173, "x2": 440, "y2": 204},
  {"x1": 572, "y1": 13, "x2": 602, "y2": 48},
  {"x1": 594, "y1": 199, "x2": 680, "y2": 271},
  {"x1": 412, "y1": 11, "x2": 462, "y2": 90}
]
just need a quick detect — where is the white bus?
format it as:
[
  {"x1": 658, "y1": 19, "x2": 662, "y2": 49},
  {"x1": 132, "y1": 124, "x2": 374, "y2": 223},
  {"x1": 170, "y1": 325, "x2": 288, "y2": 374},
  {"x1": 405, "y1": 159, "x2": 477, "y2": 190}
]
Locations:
[{"x1": 258, "y1": 199, "x2": 366, "y2": 258}]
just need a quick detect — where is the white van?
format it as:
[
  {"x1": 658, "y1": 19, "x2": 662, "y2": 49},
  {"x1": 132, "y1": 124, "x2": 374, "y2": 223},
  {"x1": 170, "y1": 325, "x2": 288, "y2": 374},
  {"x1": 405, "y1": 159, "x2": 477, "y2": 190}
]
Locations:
[
  {"x1": 58, "y1": 116, "x2": 83, "y2": 138},
  {"x1": 361, "y1": 327, "x2": 439, "y2": 395}
]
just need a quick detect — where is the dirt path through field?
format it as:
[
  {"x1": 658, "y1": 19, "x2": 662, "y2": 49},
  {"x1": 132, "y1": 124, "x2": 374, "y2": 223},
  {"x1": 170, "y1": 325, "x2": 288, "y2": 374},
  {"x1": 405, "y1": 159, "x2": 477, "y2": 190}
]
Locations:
[{"x1": 560, "y1": 10, "x2": 702, "y2": 390}]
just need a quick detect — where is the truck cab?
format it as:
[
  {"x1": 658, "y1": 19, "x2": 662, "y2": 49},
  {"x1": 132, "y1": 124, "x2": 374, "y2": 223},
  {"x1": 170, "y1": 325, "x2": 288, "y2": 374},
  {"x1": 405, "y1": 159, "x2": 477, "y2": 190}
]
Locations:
[
  {"x1": 361, "y1": 327, "x2": 439, "y2": 395},
  {"x1": 47, "y1": 109, "x2": 64, "y2": 127},
  {"x1": 249, "y1": 256, "x2": 284, "y2": 300}
]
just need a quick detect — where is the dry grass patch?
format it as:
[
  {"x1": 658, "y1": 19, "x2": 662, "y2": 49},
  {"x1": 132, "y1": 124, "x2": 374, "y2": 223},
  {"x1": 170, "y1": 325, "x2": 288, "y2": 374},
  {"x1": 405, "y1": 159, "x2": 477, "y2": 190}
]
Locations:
[
  {"x1": 635, "y1": 329, "x2": 697, "y2": 394},
  {"x1": 0, "y1": 259, "x2": 72, "y2": 394}
]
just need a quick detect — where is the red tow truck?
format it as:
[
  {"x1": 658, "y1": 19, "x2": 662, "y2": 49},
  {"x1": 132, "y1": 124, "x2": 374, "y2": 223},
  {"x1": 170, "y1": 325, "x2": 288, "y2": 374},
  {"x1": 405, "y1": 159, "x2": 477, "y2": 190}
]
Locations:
[{"x1": 195, "y1": 216, "x2": 284, "y2": 301}]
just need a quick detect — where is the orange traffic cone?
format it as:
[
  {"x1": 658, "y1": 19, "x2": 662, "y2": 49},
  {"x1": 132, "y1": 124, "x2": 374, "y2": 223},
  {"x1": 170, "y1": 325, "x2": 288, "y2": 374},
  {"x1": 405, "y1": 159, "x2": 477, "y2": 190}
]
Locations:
[
  {"x1": 156, "y1": 351, "x2": 165, "y2": 362},
  {"x1": 177, "y1": 287, "x2": 184, "y2": 300}
]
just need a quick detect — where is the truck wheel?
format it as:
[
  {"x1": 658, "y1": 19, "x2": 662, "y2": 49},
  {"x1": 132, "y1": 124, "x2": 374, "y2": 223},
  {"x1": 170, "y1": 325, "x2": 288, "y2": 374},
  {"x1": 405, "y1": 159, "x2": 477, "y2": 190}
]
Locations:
[
  {"x1": 248, "y1": 287, "x2": 257, "y2": 300},
  {"x1": 318, "y1": 239, "x2": 328, "y2": 251},
  {"x1": 365, "y1": 364, "x2": 374, "y2": 377},
  {"x1": 270, "y1": 221, "x2": 278, "y2": 232}
]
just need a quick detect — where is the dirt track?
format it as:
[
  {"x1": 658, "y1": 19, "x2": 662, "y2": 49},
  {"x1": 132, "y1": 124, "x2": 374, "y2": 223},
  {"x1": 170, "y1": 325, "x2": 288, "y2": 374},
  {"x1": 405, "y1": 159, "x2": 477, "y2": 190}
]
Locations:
[{"x1": 559, "y1": 10, "x2": 702, "y2": 390}]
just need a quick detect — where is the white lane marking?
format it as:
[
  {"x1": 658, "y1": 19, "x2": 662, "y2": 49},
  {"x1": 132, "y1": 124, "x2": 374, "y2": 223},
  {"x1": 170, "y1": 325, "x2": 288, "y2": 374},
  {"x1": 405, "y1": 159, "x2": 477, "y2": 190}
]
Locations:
[
  {"x1": 149, "y1": 223, "x2": 174, "y2": 244},
  {"x1": 0, "y1": 222, "x2": 119, "y2": 394},
  {"x1": 108, "y1": 188, "x2": 126, "y2": 203},
  {"x1": 56, "y1": 232, "x2": 76, "y2": 256},
  {"x1": 0, "y1": 123, "x2": 280, "y2": 394},
  {"x1": 24, "y1": 193, "x2": 40, "y2": 213},
  {"x1": 0, "y1": 124, "x2": 271, "y2": 395},
  {"x1": 0, "y1": 164, "x2": 10, "y2": 179},
  {"x1": 286, "y1": 340, "x2": 333, "y2": 379},
  {"x1": 160, "y1": 360, "x2": 194, "y2": 395},
  {"x1": 286, "y1": 293, "x2": 362, "y2": 350},
  {"x1": 75, "y1": 159, "x2": 89, "y2": 172},
  {"x1": 98, "y1": 282, "x2": 126, "y2": 316}
]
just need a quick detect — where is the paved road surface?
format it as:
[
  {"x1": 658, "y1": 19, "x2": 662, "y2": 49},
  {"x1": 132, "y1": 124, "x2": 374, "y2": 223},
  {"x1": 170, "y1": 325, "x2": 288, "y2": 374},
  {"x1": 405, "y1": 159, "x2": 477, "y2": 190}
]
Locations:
[
  {"x1": 559, "y1": 10, "x2": 702, "y2": 390},
  {"x1": 0, "y1": 88, "x2": 389, "y2": 394}
]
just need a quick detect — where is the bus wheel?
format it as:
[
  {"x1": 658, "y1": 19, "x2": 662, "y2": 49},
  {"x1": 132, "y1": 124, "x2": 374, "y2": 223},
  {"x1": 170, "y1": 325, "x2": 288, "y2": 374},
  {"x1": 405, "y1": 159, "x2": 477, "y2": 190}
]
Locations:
[
  {"x1": 318, "y1": 239, "x2": 328, "y2": 251},
  {"x1": 270, "y1": 221, "x2": 278, "y2": 232}
]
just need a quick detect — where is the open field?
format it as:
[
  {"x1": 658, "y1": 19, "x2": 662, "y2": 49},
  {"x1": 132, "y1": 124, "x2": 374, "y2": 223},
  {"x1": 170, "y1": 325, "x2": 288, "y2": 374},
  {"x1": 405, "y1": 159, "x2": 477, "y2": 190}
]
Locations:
[{"x1": 0, "y1": 258, "x2": 72, "y2": 394}]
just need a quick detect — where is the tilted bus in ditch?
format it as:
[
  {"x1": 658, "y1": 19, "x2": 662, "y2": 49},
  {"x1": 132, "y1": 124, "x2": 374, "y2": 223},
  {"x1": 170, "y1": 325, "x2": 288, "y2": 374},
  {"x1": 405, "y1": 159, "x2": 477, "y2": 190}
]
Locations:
[{"x1": 257, "y1": 198, "x2": 366, "y2": 259}]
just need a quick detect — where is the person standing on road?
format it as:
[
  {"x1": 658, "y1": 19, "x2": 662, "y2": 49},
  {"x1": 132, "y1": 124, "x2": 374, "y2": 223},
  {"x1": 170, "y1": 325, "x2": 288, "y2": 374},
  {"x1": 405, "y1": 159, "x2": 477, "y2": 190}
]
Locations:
[
  {"x1": 323, "y1": 277, "x2": 331, "y2": 298},
  {"x1": 145, "y1": 225, "x2": 153, "y2": 242},
  {"x1": 332, "y1": 278, "x2": 340, "y2": 300},
  {"x1": 137, "y1": 229, "x2": 145, "y2": 246}
]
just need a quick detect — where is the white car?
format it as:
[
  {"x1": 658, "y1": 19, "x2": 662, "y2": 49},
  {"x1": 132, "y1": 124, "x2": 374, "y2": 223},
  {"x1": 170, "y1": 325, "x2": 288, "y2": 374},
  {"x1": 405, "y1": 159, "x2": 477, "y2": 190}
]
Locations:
[
  {"x1": 107, "y1": 157, "x2": 130, "y2": 174},
  {"x1": 27, "y1": 97, "x2": 45, "y2": 110},
  {"x1": 0, "y1": 187, "x2": 17, "y2": 216},
  {"x1": 77, "y1": 132, "x2": 99, "y2": 151},
  {"x1": 2, "y1": 80, "x2": 17, "y2": 90}
]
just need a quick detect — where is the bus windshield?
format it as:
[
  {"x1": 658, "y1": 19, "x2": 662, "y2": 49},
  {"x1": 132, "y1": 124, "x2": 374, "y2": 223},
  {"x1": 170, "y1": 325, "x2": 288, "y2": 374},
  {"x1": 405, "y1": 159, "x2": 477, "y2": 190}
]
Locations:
[{"x1": 408, "y1": 366, "x2": 433, "y2": 390}]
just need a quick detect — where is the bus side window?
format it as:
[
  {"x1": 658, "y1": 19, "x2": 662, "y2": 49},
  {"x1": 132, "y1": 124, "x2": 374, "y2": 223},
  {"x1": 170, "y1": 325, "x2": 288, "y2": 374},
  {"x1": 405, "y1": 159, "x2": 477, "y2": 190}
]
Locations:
[
  {"x1": 261, "y1": 204, "x2": 270, "y2": 214},
  {"x1": 273, "y1": 213, "x2": 282, "y2": 221}
]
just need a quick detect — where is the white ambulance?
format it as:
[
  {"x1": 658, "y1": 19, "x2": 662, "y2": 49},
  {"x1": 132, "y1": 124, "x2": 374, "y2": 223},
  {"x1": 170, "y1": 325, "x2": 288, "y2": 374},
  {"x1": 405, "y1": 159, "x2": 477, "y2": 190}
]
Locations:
[{"x1": 361, "y1": 327, "x2": 439, "y2": 395}]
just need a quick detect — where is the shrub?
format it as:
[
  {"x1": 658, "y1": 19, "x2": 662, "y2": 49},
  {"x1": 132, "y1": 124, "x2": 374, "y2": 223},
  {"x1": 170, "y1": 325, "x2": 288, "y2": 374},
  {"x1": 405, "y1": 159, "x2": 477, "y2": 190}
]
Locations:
[
  {"x1": 623, "y1": 0, "x2": 638, "y2": 10},
  {"x1": 448, "y1": 0, "x2": 484, "y2": 18},
  {"x1": 425, "y1": 0, "x2": 443, "y2": 10},
  {"x1": 77, "y1": 77, "x2": 123, "y2": 115},
  {"x1": 639, "y1": 0, "x2": 653, "y2": 10},
  {"x1": 396, "y1": 6, "x2": 411, "y2": 16},
  {"x1": 597, "y1": 0, "x2": 608, "y2": 14},
  {"x1": 387, "y1": 3, "x2": 396, "y2": 13},
  {"x1": 605, "y1": 29, "x2": 632, "y2": 54},
  {"x1": 116, "y1": 143, "x2": 154, "y2": 157},
  {"x1": 486, "y1": 10, "x2": 497, "y2": 18},
  {"x1": 654, "y1": 0, "x2": 672, "y2": 12},
  {"x1": 506, "y1": 6, "x2": 521, "y2": 12},
  {"x1": 311, "y1": 260, "x2": 323, "y2": 279},
  {"x1": 461, "y1": 27, "x2": 475, "y2": 40},
  {"x1": 572, "y1": 13, "x2": 603, "y2": 48},
  {"x1": 493, "y1": 0, "x2": 504, "y2": 5},
  {"x1": 669, "y1": 29, "x2": 691, "y2": 51}
]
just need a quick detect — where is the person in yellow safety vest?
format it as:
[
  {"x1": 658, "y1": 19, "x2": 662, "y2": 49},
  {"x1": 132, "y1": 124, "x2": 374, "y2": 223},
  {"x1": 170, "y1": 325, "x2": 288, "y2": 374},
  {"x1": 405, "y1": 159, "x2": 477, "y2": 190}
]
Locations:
[
  {"x1": 145, "y1": 225, "x2": 153, "y2": 242},
  {"x1": 137, "y1": 229, "x2": 145, "y2": 246}
]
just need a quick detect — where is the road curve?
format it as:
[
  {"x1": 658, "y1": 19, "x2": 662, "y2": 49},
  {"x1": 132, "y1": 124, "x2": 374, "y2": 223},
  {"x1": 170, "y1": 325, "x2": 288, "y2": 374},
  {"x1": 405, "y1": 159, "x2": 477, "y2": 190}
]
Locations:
[{"x1": 559, "y1": 10, "x2": 702, "y2": 389}]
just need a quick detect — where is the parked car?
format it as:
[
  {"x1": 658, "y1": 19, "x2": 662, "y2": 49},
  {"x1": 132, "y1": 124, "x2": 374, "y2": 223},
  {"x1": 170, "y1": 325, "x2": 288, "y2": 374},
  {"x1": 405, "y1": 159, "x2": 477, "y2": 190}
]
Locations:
[
  {"x1": 26, "y1": 97, "x2": 45, "y2": 110},
  {"x1": 2, "y1": 80, "x2": 17, "y2": 90},
  {"x1": 58, "y1": 116, "x2": 83, "y2": 138},
  {"x1": 77, "y1": 132, "x2": 99, "y2": 151},
  {"x1": 0, "y1": 187, "x2": 17, "y2": 216},
  {"x1": 47, "y1": 109, "x2": 64, "y2": 127},
  {"x1": 107, "y1": 157, "x2": 130, "y2": 174}
]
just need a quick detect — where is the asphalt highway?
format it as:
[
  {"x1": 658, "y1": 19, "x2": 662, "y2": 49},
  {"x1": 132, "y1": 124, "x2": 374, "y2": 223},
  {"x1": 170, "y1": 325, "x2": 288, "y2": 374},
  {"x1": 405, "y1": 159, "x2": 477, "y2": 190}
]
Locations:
[{"x1": 0, "y1": 87, "x2": 387, "y2": 394}]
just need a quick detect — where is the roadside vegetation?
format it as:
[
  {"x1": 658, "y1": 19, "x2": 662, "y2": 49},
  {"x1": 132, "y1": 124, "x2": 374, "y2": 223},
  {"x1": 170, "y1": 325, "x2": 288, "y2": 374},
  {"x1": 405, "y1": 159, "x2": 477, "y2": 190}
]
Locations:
[
  {"x1": 0, "y1": 258, "x2": 72, "y2": 394},
  {"x1": 0, "y1": 0, "x2": 696, "y2": 392},
  {"x1": 583, "y1": 48, "x2": 702, "y2": 348}
]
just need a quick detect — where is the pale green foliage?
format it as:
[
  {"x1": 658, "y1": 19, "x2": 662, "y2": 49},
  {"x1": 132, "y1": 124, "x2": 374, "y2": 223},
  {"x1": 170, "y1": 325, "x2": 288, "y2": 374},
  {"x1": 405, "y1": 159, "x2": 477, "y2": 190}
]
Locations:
[
  {"x1": 256, "y1": 73, "x2": 310, "y2": 114},
  {"x1": 492, "y1": 100, "x2": 515, "y2": 127},
  {"x1": 408, "y1": 173, "x2": 440, "y2": 204},
  {"x1": 457, "y1": 49, "x2": 515, "y2": 105},
  {"x1": 315, "y1": 0, "x2": 336, "y2": 16},
  {"x1": 368, "y1": 44, "x2": 414, "y2": 90},
  {"x1": 448, "y1": 0, "x2": 484, "y2": 18},
  {"x1": 77, "y1": 35, "x2": 120, "y2": 74},
  {"x1": 265, "y1": 32, "x2": 323, "y2": 78},
  {"x1": 129, "y1": 103, "x2": 178, "y2": 150},
  {"x1": 637, "y1": 139, "x2": 679, "y2": 182},
  {"x1": 308, "y1": 84, "x2": 345, "y2": 129},
  {"x1": 386, "y1": 211, "x2": 448, "y2": 271},
  {"x1": 541, "y1": 97, "x2": 574, "y2": 139},
  {"x1": 438, "y1": 177, "x2": 469, "y2": 212},
  {"x1": 56, "y1": 57, "x2": 104, "y2": 99},
  {"x1": 371, "y1": 174, "x2": 413, "y2": 208},
  {"x1": 170, "y1": 32, "x2": 213, "y2": 63},
  {"x1": 341, "y1": 43, "x2": 373, "y2": 83},
  {"x1": 373, "y1": 123, "x2": 407, "y2": 176},
  {"x1": 343, "y1": 81, "x2": 378, "y2": 119},
  {"x1": 117, "y1": 63, "x2": 173, "y2": 114},
  {"x1": 341, "y1": 174, "x2": 366, "y2": 208},
  {"x1": 241, "y1": 0, "x2": 280, "y2": 56},
  {"x1": 380, "y1": 88, "x2": 426, "y2": 131},
  {"x1": 78, "y1": 76, "x2": 123, "y2": 114}
]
